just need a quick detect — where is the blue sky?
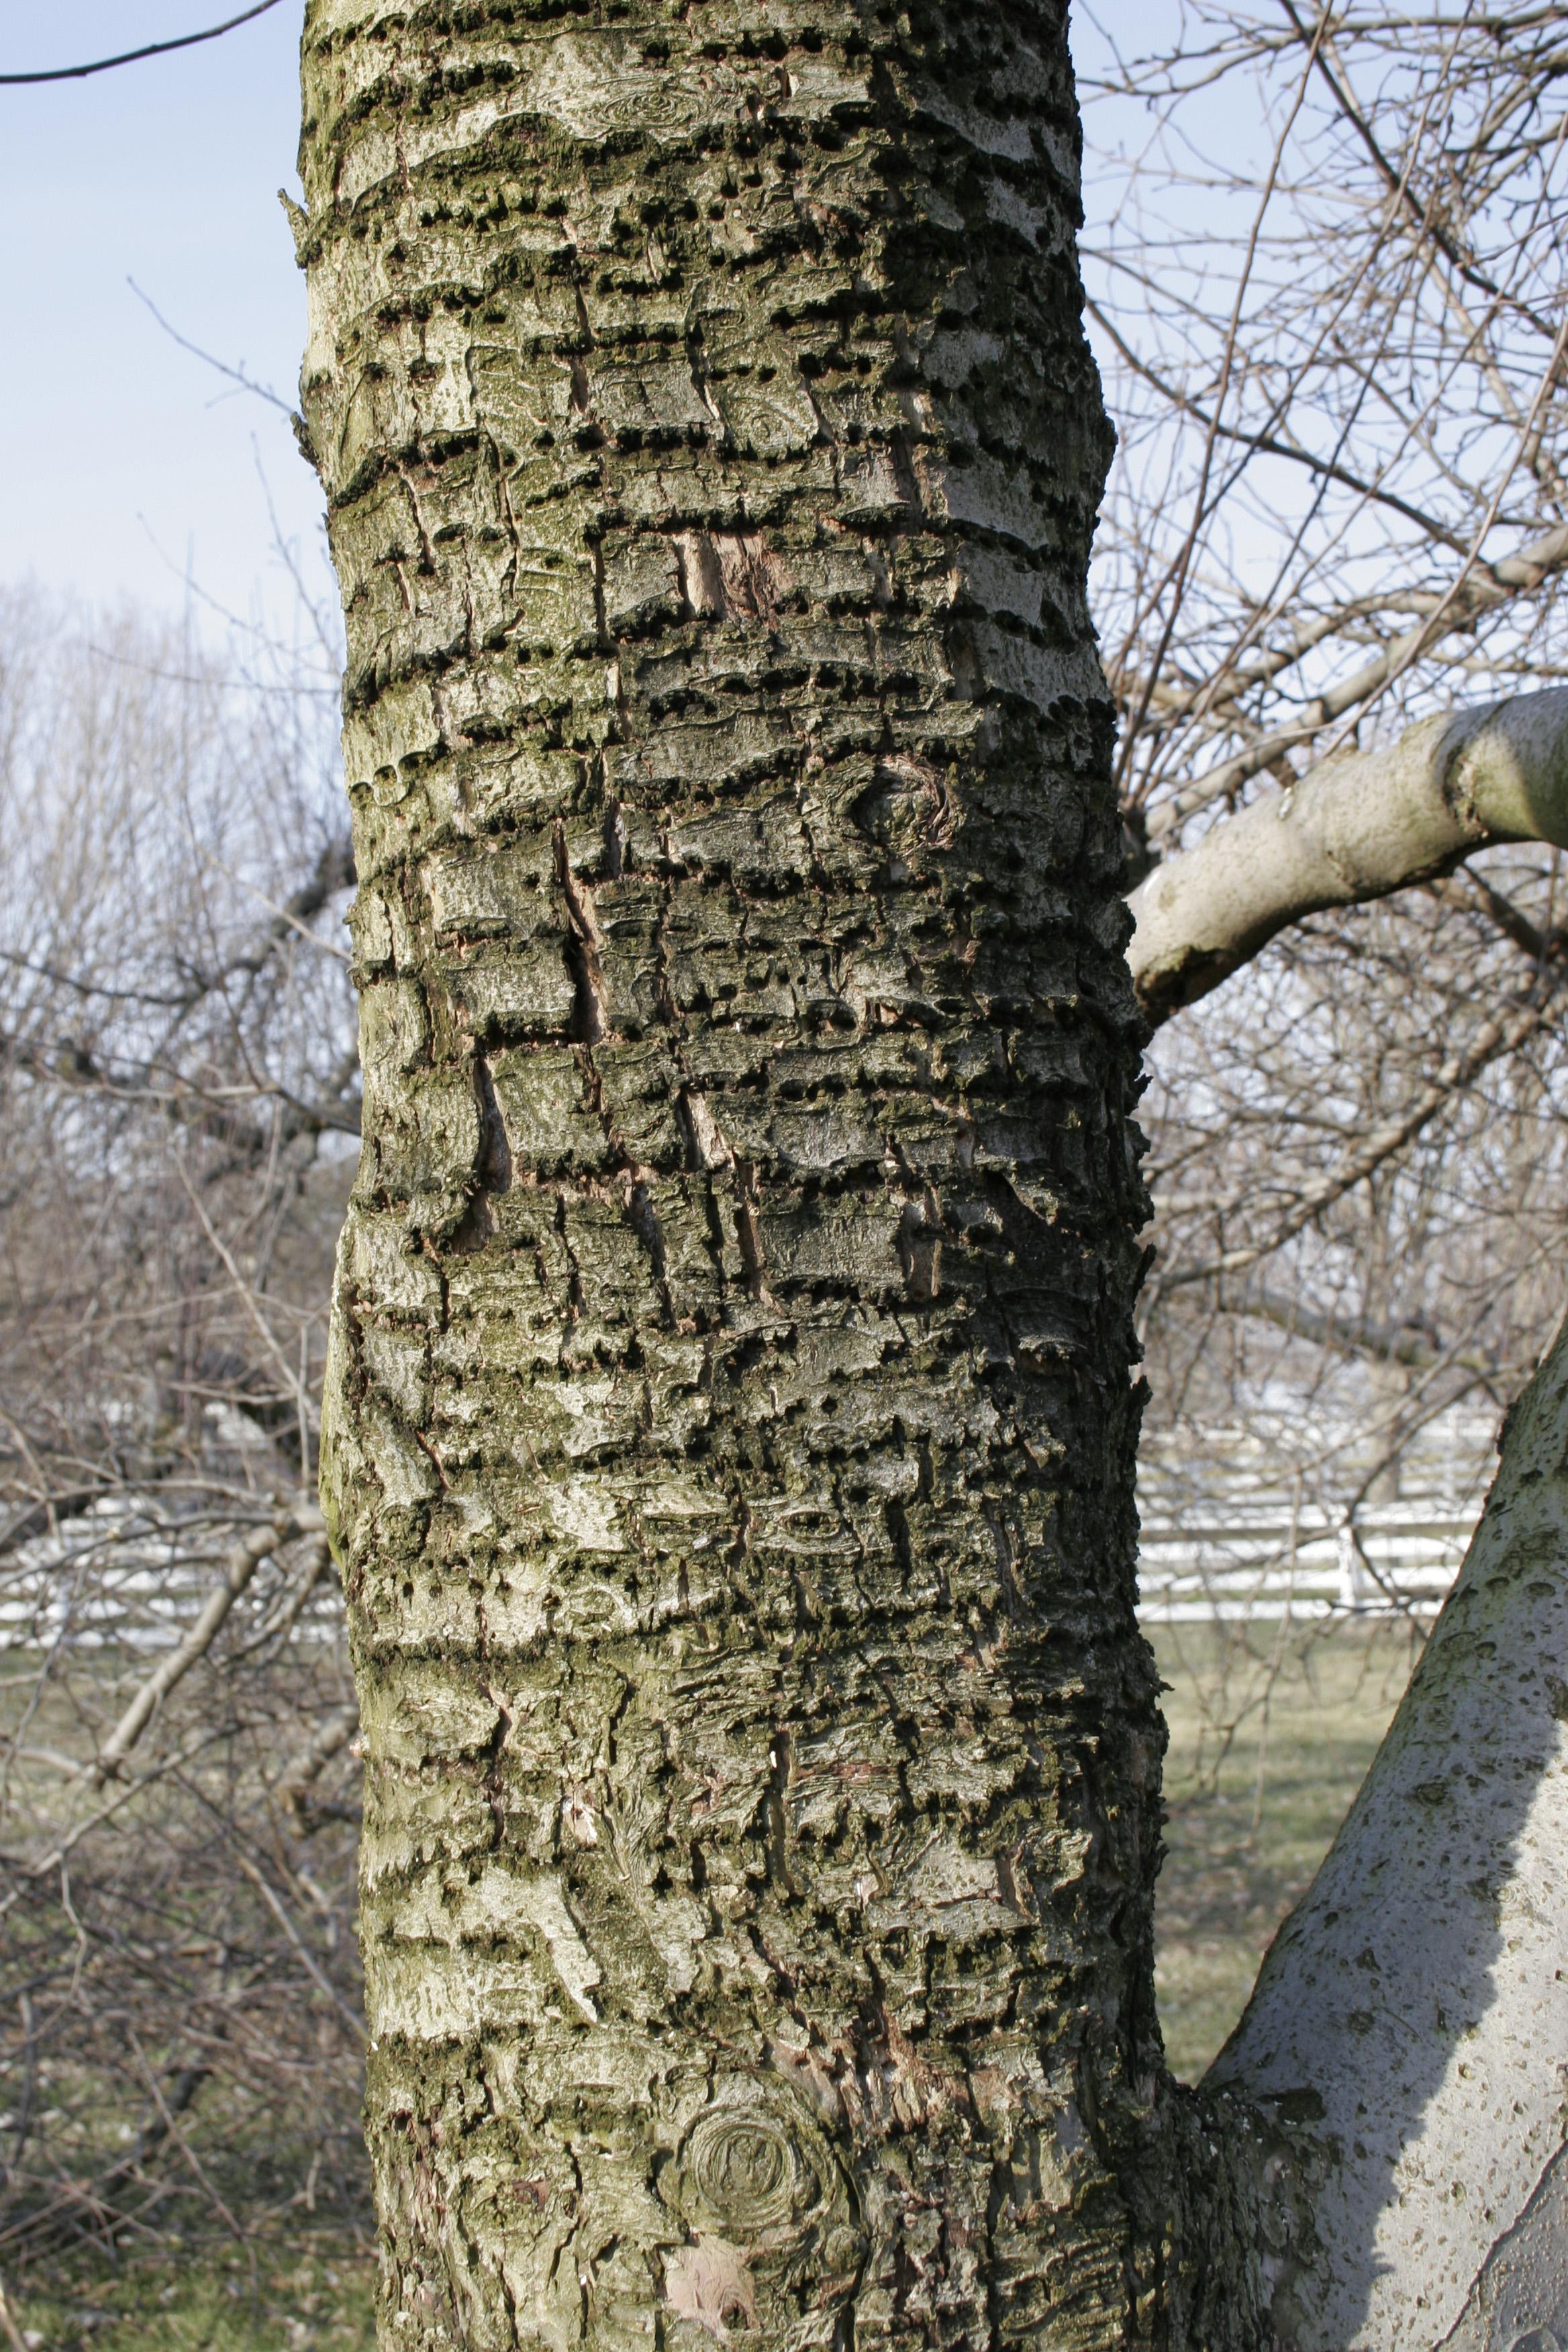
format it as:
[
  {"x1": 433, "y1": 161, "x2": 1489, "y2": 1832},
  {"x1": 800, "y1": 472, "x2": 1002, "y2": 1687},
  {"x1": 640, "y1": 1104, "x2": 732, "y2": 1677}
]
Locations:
[
  {"x1": 0, "y1": 2, "x2": 317, "y2": 626},
  {"x1": 0, "y1": 4, "x2": 1167, "y2": 631}
]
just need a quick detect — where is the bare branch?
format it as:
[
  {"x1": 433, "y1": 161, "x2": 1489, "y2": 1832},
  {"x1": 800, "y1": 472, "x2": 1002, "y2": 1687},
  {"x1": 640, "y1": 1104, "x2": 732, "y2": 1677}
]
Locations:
[
  {"x1": 1129, "y1": 687, "x2": 1568, "y2": 1020},
  {"x1": 1165, "y1": 987, "x2": 1556, "y2": 1287},
  {"x1": 1150, "y1": 520, "x2": 1568, "y2": 840},
  {"x1": 94, "y1": 1503, "x2": 322, "y2": 1781},
  {"x1": 0, "y1": 1, "x2": 285, "y2": 87}
]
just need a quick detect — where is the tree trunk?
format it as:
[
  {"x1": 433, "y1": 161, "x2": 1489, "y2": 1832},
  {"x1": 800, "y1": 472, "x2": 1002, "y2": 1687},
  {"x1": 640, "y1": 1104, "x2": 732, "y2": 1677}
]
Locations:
[
  {"x1": 298, "y1": 5, "x2": 1568, "y2": 2347},
  {"x1": 299, "y1": 1, "x2": 1182, "y2": 2341},
  {"x1": 1208, "y1": 1308, "x2": 1568, "y2": 2352}
]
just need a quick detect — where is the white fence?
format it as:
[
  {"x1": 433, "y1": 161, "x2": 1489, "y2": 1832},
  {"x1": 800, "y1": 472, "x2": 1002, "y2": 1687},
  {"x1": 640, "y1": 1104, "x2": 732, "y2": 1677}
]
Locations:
[
  {"x1": 0, "y1": 1404, "x2": 1503, "y2": 1649},
  {"x1": 0, "y1": 1492, "x2": 340, "y2": 1654},
  {"x1": 1136, "y1": 1402, "x2": 1499, "y2": 1624}
]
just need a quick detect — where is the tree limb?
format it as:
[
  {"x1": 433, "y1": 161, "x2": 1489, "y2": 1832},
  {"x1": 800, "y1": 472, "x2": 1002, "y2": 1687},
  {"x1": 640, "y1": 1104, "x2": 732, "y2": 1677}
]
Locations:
[
  {"x1": 1163, "y1": 987, "x2": 1555, "y2": 1287},
  {"x1": 0, "y1": 1, "x2": 284, "y2": 86},
  {"x1": 1234, "y1": 1287, "x2": 1500, "y2": 1375},
  {"x1": 1128, "y1": 685, "x2": 1568, "y2": 1022},
  {"x1": 93, "y1": 1502, "x2": 322, "y2": 1782},
  {"x1": 1148, "y1": 518, "x2": 1568, "y2": 840}
]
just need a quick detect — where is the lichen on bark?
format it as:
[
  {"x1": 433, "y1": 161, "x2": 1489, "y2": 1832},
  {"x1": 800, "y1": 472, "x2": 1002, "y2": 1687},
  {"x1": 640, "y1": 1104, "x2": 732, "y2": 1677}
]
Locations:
[{"x1": 299, "y1": 3, "x2": 1179, "y2": 2343}]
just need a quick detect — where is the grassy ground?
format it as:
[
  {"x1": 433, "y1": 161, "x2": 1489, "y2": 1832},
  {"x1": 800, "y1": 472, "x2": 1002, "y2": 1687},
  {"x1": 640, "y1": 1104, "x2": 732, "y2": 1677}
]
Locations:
[
  {"x1": 3, "y1": 1622, "x2": 1418, "y2": 2339},
  {"x1": 1150, "y1": 1617, "x2": 1422, "y2": 2081},
  {"x1": 5, "y1": 2232, "x2": 376, "y2": 2350}
]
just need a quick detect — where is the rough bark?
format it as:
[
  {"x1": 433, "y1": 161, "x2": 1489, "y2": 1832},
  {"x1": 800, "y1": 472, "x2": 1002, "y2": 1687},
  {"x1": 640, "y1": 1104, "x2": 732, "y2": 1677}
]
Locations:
[
  {"x1": 299, "y1": 5, "x2": 1197, "y2": 2347},
  {"x1": 1127, "y1": 687, "x2": 1568, "y2": 1023},
  {"x1": 1212, "y1": 1305, "x2": 1568, "y2": 2352}
]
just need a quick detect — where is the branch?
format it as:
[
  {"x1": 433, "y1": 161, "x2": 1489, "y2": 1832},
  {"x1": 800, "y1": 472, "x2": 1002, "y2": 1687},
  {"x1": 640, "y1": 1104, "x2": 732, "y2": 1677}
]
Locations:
[
  {"x1": 94, "y1": 1502, "x2": 322, "y2": 1781},
  {"x1": 128, "y1": 279, "x2": 295, "y2": 420},
  {"x1": 277, "y1": 1700, "x2": 360, "y2": 1824},
  {"x1": 1275, "y1": 0, "x2": 1562, "y2": 344},
  {"x1": 1149, "y1": 517, "x2": 1568, "y2": 840},
  {"x1": 0, "y1": 2273, "x2": 29, "y2": 2352},
  {"x1": 1162, "y1": 987, "x2": 1555, "y2": 1288},
  {"x1": 1236, "y1": 1288, "x2": 1500, "y2": 1376},
  {"x1": 1128, "y1": 685, "x2": 1568, "y2": 1022},
  {"x1": 0, "y1": 1, "x2": 283, "y2": 85},
  {"x1": 0, "y1": 1032, "x2": 362, "y2": 1156},
  {"x1": 1085, "y1": 295, "x2": 1467, "y2": 556},
  {"x1": 228, "y1": 1849, "x2": 365, "y2": 2041}
]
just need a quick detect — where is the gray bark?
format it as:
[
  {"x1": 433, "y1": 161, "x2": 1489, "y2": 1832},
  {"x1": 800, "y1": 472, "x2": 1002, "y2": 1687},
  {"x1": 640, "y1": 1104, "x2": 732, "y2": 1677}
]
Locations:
[
  {"x1": 1128, "y1": 688, "x2": 1568, "y2": 1022},
  {"x1": 1212, "y1": 1310, "x2": 1568, "y2": 2352},
  {"x1": 299, "y1": 5, "x2": 1185, "y2": 2346}
]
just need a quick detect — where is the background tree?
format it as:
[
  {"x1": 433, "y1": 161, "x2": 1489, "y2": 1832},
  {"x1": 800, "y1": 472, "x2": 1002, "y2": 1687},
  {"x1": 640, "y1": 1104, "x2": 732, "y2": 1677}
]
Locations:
[
  {"x1": 0, "y1": 587, "x2": 367, "y2": 2261},
  {"x1": 1081, "y1": 0, "x2": 1568, "y2": 1565},
  {"x1": 1088, "y1": 12, "x2": 1568, "y2": 2344}
]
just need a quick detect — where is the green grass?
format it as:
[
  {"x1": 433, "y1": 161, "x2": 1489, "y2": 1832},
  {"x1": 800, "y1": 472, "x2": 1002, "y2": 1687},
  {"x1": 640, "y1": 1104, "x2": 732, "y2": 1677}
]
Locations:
[
  {"x1": 7, "y1": 2233, "x2": 376, "y2": 2351},
  {"x1": 3, "y1": 1624, "x2": 1418, "y2": 2337},
  {"x1": 1150, "y1": 1618, "x2": 1422, "y2": 2082}
]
